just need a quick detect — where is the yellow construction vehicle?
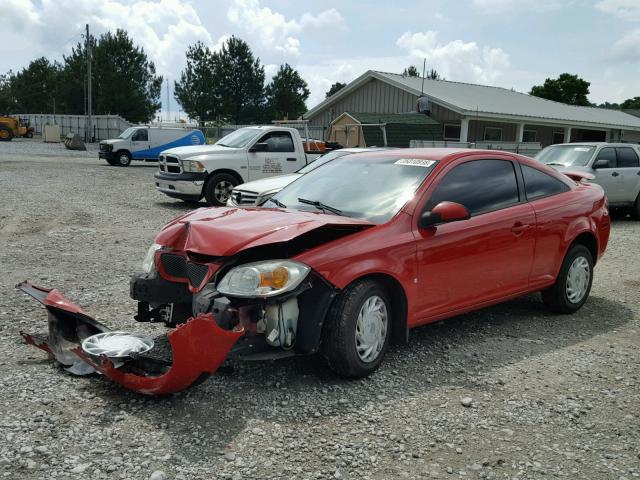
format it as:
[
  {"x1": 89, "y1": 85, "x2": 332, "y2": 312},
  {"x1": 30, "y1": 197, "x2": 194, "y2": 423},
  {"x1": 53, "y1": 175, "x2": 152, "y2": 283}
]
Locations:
[{"x1": 0, "y1": 115, "x2": 30, "y2": 141}]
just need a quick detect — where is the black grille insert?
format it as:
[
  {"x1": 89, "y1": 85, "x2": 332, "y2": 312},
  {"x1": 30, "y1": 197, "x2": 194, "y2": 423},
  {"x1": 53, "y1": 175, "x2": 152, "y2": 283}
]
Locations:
[{"x1": 160, "y1": 253, "x2": 209, "y2": 287}]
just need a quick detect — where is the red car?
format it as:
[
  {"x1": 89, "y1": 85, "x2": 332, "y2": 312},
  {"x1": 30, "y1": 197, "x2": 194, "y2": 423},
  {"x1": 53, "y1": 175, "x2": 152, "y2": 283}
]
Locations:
[{"x1": 19, "y1": 149, "x2": 610, "y2": 395}]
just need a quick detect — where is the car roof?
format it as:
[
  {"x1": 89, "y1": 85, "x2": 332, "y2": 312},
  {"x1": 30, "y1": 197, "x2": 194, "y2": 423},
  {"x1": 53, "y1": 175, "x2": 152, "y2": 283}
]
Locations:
[
  {"x1": 353, "y1": 147, "x2": 519, "y2": 163},
  {"x1": 546, "y1": 142, "x2": 638, "y2": 147}
]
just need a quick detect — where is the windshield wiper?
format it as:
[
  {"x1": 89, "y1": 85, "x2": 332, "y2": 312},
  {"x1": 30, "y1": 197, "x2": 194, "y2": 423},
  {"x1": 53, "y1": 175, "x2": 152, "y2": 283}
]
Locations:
[
  {"x1": 270, "y1": 198, "x2": 287, "y2": 208},
  {"x1": 297, "y1": 197, "x2": 342, "y2": 215}
]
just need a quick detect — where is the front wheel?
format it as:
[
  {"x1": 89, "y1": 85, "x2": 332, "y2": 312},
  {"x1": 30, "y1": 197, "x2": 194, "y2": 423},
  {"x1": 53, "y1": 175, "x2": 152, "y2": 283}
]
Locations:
[
  {"x1": 0, "y1": 127, "x2": 13, "y2": 142},
  {"x1": 322, "y1": 279, "x2": 391, "y2": 378},
  {"x1": 203, "y1": 173, "x2": 238, "y2": 206},
  {"x1": 115, "y1": 150, "x2": 131, "y2": 167},
  {"x1": 542, "y1": 244, "x2": 594, "y2": 313},
  {"x1": 631, "y1": 193, "x2": 640, "y2": 220}
]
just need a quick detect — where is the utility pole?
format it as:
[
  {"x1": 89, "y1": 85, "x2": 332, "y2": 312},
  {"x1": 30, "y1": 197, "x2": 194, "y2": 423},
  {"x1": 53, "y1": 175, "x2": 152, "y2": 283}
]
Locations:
[
  {"x1": 166, "y1": 78, "x2": 170, "y2": 122},
  {"x1": 86, "y1": 24, "x2": 92, "y2": 142}
]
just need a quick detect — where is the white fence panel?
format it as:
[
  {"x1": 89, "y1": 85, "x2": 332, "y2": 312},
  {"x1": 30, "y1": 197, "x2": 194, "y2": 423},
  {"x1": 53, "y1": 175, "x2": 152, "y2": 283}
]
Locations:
[{"x1": 12, "y1": 114, "x2": 132, "y2": 142}]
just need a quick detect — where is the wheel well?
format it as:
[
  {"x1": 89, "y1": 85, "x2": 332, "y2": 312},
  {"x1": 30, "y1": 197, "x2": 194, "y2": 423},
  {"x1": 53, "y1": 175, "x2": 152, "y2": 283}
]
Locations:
[
  {"x1": 356, "y1": 273, "x2": 409, "y2": 345},
  {"x1": 571, "y1": 232, "x2": 598, "y2": 264},
  {"x1": 115, "y1": 149, "x2": 131, "y2": 157},
  {"x1": 207, "y1": 169, "x2": 243, "y2": 186}
]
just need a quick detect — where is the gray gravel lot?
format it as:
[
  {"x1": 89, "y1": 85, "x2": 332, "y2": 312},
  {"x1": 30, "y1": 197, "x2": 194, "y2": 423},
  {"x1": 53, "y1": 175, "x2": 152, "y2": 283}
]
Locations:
[{"x1": 0, "y1": 141, "x2": 639, "y2": 480}]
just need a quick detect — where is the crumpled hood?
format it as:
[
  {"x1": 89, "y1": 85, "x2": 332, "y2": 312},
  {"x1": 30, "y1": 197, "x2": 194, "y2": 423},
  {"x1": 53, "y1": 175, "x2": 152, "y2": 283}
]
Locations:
[
  {"x1": 161, "y1": 144, "x2": 238, "y2": 158},
  {"x1": 155, "y1": 207, "x2": 374, "y2": 257}
]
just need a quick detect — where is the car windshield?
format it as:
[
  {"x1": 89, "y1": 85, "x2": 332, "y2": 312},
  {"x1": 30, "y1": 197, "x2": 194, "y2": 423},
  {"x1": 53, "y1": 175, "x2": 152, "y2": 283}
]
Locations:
[
  {"x1": 118, "y1": 127, "x2": 137, "y2": 139},
  {"x1": 297, "y1": 149, "x2": 352, "y2": 174},
  {"x1": 266, "y1": 155, "x2": 438, "y2": 224},
  {"x1": 536, "y1": 145, "x2": 596, "y2": 167},
  {"x1": 216, "y1": 128, "x2": 260, "y2": 148}
]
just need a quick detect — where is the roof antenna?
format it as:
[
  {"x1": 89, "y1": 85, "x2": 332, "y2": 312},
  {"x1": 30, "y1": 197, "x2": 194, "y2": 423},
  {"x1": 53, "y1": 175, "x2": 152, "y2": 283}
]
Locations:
[{"x1": 421, "y1": 58, "x2": 426, "y2": 95}]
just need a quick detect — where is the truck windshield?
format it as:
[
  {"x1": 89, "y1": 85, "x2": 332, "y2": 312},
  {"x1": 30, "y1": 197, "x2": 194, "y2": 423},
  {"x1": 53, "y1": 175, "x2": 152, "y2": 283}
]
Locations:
[
  {"x1": 267, "y1": 155, "x2": 438, "y2": 224},
  {"x1": 536, "y1": 145, "x2": 595, "y2": 167},
  {"x1": 118, "y1": 127, "x2": 137, "y2": 139},
  {"x1": 216, "y1": 128, "x2": 260, "y2": 148}
]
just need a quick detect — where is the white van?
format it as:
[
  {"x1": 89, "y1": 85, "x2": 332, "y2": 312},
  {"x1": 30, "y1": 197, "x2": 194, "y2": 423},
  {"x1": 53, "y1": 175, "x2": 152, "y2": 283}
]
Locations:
[{"x1": 99, "y1": 127, "x2": 205, "y2": 167}]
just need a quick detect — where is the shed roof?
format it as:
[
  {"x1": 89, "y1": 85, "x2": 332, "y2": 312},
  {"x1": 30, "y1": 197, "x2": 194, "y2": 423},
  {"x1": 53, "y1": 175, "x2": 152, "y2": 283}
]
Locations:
[
  {"x1": 306, "y1": 70, "x2": 640, "y2": 131},
  {"x1": 349, "y1": 112, "x2": 441, "y2": 125}
]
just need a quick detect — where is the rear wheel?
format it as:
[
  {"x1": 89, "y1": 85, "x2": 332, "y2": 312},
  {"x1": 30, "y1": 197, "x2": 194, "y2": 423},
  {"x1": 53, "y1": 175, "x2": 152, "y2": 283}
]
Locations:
[
  {"x1": 115, "y1": 150, "x2": 132, "y2": 167},
  {"x1": 203, "y1": 173, "x2": 238, "y2": 206},
  {"x1": 0, "y1": 126, "x2": 13, "y2": 142},
  {"x1": 322, "y1": 279, "x2": 391, "y2": 378},
  {"x1": 631, "y1": 193, "x2": 640, "y2": 220},
  {"x1": 542, "y1": 244, "x2": 594, "y2": 313}
]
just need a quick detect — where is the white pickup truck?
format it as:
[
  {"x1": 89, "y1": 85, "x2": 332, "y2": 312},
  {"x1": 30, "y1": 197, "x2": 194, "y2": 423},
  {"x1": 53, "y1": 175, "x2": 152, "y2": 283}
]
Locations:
[{"x1": 154, "y1": 126, "x2": 320, "y2": 206}]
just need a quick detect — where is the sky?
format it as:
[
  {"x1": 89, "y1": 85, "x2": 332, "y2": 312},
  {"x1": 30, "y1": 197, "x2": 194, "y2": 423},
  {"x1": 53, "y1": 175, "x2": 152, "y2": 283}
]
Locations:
[{"x1": 2, "y1": 0, "x2": 639, "y2": 118}]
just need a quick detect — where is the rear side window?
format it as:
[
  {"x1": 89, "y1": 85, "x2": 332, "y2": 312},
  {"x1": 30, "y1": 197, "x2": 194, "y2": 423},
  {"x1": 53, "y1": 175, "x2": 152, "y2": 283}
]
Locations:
[
  {"x1": 616, "y1": 148, "x2": 640, "y2": 168},
  {"x1": 427, "y1": 159, "x2": 519, "y2": 215},
  {"x1": 522, "y1": 164, "x2": 570, "y2": 200}
]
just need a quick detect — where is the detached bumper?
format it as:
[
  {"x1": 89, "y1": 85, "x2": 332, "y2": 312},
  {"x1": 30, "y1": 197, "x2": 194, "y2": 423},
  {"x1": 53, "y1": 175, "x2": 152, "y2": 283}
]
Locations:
[
  {"x1": 17, "y1": 281, "x2": 244, "y2": 395},
  {"x1": 154, "y1": 171, "x2": 206, "y2": 199}
]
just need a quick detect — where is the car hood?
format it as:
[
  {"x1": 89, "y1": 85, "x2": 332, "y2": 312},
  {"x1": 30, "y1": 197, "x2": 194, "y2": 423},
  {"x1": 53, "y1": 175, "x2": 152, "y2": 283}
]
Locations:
[
  {"x1": 234, "y1": 174, "x2": 301, "y2": 194},
  {"x1": 161, "y1": 144, "x2": 239, "y2": 158},
  {"x1": 101, "y1": 139, "x2": 122, "y2": 145},
  {"x1": 155, "y1": 207, "x2": 374, "y2": 257}
]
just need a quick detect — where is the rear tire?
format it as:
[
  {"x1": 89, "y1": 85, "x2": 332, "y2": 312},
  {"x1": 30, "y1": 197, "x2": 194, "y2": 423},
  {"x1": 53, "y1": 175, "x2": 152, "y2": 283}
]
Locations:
[
  {"x1": 322, "y1": 279, "x2": 391, "y2": 378},
  {"x1": 203, "y1": 173, "x2": 238, "y2": 206},
  {"x1": 542, "y1": 244, "x2": 594, "y2": 314},
  {"x1": 115, "y1": 150, "x2": 131, "y2": 167},
  {"x1": 631, "y1": 194, "x2": 640, "y2": 220},
  {"x1": 0, "y1": 126, "x2": 13, "y2": 142}
]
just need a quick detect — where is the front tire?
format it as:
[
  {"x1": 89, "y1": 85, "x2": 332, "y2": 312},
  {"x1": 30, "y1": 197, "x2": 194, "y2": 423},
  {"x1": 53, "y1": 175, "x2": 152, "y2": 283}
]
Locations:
[
  {"x1": 115, "y1": 150, "x2": 132, "y2": 167},
  {"x1": 322, "y1": 279, "x2": 391, "y2": 378},
  {"x1": 542, "y1": 244, "x2": 594, "y2": 313},
  {"x1": 0, "y1": 126, "x2": 13, "y2": 142},
  {"x1": 203, "y1": 173, "x2": 238, "y2": 206}
]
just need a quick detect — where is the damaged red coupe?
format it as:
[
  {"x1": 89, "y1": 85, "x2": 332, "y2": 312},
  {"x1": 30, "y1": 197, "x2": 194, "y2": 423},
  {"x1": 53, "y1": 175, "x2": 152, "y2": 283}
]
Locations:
[{"x1": 20, "y1": 149, "x2": 610, "y2": 395}]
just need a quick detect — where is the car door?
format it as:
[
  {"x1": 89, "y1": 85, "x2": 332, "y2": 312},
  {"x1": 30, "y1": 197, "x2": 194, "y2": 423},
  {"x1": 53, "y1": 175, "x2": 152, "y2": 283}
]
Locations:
[
  {"x1": 413, "y1": 157, "x2": 536, "y2": 320},
  {"x1": 130, "y1": 128, "x2": 150, "y2": 159},
  {"x1": 591, "y1": 147, "x2": 624, "y2": 203},
  {"x1": 248, "y1": 131, "x2": 297, "y2": 181},
  {"x1": 615, "y1": 147, "x2": 640, "y2": 203}
]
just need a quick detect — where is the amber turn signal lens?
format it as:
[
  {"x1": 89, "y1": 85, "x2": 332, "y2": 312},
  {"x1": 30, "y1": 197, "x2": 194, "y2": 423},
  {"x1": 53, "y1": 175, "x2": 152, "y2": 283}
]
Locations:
[{"x1": 259, "y1": 266, "x2": 289, "y2": 289}]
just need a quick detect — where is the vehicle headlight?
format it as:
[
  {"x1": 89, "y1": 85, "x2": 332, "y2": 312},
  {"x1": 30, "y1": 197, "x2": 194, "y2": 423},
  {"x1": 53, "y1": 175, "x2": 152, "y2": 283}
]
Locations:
[
  {"x1": 181, "y1": 159, "x2": 206, "y2": 172},
  {"x1": 142, "y1": 243, "x2": 162, "y2": 274},
  {"x1": 217, "y1": 260, "x2": 310, "y2": 298}
]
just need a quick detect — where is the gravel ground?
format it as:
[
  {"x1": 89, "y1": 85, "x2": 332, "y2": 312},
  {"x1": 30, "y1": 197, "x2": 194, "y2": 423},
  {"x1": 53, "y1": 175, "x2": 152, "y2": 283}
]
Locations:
[{"x1": 1, "y1": 141, "x2": 639, "y2": 480}]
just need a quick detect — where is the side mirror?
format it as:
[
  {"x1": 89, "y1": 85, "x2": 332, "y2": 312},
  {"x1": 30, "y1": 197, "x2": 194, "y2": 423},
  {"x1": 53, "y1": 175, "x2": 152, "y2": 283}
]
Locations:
[
  {"x1": 593, "y1": 159, "x2": 610, "y2": 169},
  {"x1": 249, "y1": 142, "x2": 268, "y2": 153},
  {"x1": 419, "y1": 201, "x2": 470, "y2": 228}
]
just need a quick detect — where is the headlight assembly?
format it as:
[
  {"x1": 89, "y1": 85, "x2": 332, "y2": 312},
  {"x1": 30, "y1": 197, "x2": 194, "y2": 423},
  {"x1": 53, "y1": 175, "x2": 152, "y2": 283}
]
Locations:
[
  {"x1": 217, "y1": 260, "x2": 310, "y2": 298},
  {"x1": 181, "y1": 159, "x2": 206, "y2": 173},
  {"x1": 142, "y1": 243, "x2": 162, "y2": 274}
]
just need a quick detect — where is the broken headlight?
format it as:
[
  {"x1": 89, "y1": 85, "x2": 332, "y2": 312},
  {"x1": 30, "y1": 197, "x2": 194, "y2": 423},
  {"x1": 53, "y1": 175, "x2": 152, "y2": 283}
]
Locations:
[
  {"x1": 217, "y1": 260, "x2": 310, "y2": 298},
  {"x1": 142, "y1": 243, "x2": 162, "y2": 274}
]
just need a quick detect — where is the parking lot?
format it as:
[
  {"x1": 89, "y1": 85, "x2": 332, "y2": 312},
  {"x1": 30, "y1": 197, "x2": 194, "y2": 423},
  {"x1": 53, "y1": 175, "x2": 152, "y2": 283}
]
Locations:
[{"x1": 1, "y1": 141, "x2": 639, "y2": 480}]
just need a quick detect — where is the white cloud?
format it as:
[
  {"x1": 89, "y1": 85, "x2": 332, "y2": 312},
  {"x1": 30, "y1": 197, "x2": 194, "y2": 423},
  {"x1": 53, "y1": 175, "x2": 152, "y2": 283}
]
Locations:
[
  {"x1": 396, "y1": 31, "x2": 511, "y2": 84},
  {"x1": 596, "y1": 0, "x2": 640, "y2": 21},
  {"x1": 226, "y1": 0, "x2": 345, "y2": 56},
  {"x1": 472, "y1": 0, "x2": 562, "y2": 12},
  {"x1": 609, "y1": 28, "x2": 640, "y2": 62}
]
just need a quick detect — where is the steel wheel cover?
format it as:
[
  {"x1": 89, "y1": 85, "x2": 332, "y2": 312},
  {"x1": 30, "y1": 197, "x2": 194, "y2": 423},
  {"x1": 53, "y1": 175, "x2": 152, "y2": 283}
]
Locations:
[
  {"x1": 566, "y1": 256, "x2": 590, "y2": 304},
  {"x1": 355, "y1": 295, "x2": 388, "y2": 363}
]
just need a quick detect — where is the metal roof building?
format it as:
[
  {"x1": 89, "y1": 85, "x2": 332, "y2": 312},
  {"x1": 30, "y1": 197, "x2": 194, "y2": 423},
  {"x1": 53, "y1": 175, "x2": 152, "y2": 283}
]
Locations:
[{"x1": 305, "y1": 70, "x2": 640, "y2": 147}]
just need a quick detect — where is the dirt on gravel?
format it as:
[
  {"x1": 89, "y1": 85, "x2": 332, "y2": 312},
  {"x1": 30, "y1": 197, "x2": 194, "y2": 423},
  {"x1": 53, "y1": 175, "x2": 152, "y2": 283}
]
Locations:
[{"x1": 0, "y1": 145, "x2": 639, "y2": 480}]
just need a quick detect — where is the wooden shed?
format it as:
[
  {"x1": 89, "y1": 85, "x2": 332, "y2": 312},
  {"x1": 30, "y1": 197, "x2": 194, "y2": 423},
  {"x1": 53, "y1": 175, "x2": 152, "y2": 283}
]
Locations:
[{"x1": 327, "y1": 112, "x2": 443, "y2": 148}]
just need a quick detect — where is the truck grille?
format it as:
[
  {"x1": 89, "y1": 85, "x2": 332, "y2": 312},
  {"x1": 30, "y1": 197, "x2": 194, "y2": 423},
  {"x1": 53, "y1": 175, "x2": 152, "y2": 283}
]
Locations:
[
  {"x1": 160, "y1": 253, "x2": 210, "y2": 288},
  {"x1": 158, "y1": 155, "x2": 182, "y2": 174},
  {"x1": 231, "y1": 189, "x2": 259, "y2": 206}
]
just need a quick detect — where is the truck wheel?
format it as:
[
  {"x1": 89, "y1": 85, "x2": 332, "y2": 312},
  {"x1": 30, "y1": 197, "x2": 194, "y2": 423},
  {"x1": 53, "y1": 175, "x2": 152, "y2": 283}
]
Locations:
[
  {"x1": 0, "y1": 127, "x2": 13, "y2": 142},
  {"x1": 115, "y1": 150, "x2": 132, "y2": 167},
  {"x1": 204, "y1": 173, "x2": 238, "y2": 206},
  {"x1": 541, "y1": 244, "x2": 593, "y2": 314},
  {"x1": 631, "y1": 193, "x2": 640, "y2": 220},
  {"x1": 322, "y1": 279, "x2": 391, "y2": 378}
]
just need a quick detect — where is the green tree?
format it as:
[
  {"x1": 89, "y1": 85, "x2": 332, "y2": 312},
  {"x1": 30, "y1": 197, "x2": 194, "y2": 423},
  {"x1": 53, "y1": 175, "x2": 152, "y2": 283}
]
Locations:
[
  {"x1": 10, "y1": 58, "x2": 61, "y2": 113},
  {"x1": 174, "y1": 41, "x2": 221, "y2": 124},
  {"x1": 216, "y1": 36, "x2": 265, "y2": 123},
  {"x1": 621, "y1": 97, "x2": 640, "y2": 109},
  {"x1": 426, "y1": 69, "x2": 441, "y2": 80},
  {"x1": 325, "y1": 82, "x2": 346, "y2": 98},
  {"x1": 0, "y1": 72, "x2": 17, "y2": 113},
  {"x1": 265, "y1": 64, "x2": 309, "y2": 120},
  {"x1": 529, "y1": 73, "x2": 591, "y2": 106},
  {"x1": 403, "y1": 65, "x2": 419, "y2": 77}
]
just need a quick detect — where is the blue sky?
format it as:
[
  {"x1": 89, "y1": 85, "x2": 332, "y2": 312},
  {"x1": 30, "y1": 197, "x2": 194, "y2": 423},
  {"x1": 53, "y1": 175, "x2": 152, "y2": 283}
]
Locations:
[{"x1": 2, "y1": 0, "x2": 639, "y2": 116}]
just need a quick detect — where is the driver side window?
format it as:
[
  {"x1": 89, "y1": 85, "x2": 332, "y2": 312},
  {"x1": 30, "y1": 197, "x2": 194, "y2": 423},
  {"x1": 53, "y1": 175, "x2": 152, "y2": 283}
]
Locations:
[
  {"x1": 257, "y1": 132, "x2": 294, "y2": 152},
  {"x1": 132, "y1": 129, "x2": 148, "y2": 142},
  {"x1": 595, "y1": 147, "x2": 616, "y2": 168},
  {"x1": 427, "y1": 159, "x2": 520, "y2": 215}
]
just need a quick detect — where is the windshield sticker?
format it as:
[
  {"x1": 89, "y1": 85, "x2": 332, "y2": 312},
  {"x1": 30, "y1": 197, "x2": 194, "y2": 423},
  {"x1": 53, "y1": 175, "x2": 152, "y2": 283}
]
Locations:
[
  {"x1": 395, "y1": 158, "x2": 436, "y2": 167},
  {"x1": 573, "y1": 147, "x2": 591, "y2": 152}
]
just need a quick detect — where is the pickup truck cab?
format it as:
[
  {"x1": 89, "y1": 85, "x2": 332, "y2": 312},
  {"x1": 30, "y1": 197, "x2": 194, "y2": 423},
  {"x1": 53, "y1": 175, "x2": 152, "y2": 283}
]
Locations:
[
  {"x1": 154, "y1": 126, "x2": 319, "y2": 206},
  {"x1": 99, "y1": 126, "x2": 205, "y2": 167},
  {"x1": 536, "y1": 142, "x2": 640, "y2": 218}
]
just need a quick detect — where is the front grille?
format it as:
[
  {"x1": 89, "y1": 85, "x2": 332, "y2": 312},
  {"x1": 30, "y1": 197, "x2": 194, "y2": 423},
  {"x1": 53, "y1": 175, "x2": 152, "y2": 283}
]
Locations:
[
  {"x1": 158, "y1": 155, "x2": 182, "y2": 174},
  {"x1": 232, "y1": 189, "x2": 259, "y2": 206},
  {"x1": 99, "y1": 143, "x2": 110, "y2": 152},
  {"x1": 160, "y1": 253, "x2": 210, "y2": 288}
]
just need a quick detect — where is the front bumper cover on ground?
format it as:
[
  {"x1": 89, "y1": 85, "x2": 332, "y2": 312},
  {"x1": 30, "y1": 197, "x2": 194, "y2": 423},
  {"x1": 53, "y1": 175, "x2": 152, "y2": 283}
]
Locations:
[{"x1": 17, "y1": 281, "x2": 244, "y2": 395}]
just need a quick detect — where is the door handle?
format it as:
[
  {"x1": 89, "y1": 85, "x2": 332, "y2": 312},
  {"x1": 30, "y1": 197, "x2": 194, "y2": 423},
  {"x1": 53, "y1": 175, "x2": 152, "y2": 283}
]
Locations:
[
  {"x1": 286, "y1": 157, "x2": 296, "y2": 162},
  {"x1": 611, "y1": 171, "x2": 619, "y2": 177},
  {"x1": 511, "y1": 222, "x2": 531, "y2": 234}
]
